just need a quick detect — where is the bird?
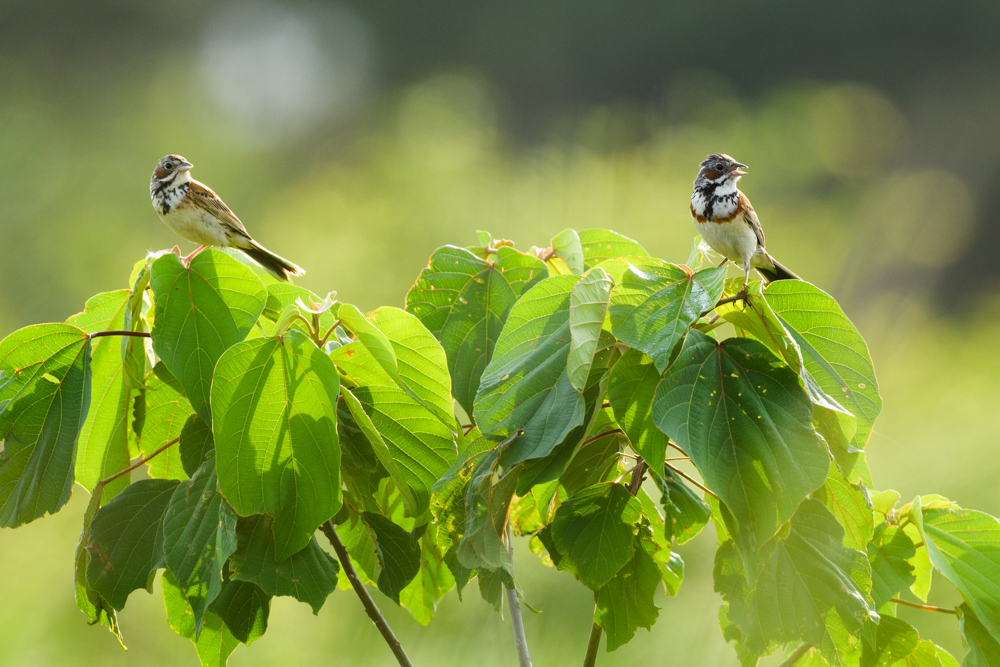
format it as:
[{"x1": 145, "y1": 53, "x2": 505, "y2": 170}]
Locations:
[
  {"x1": 690, "y1": 153, "x2": 798, "y2": 292},
  {"x1": 149, "y1": 154, "x2": 305, "y2": 281}
]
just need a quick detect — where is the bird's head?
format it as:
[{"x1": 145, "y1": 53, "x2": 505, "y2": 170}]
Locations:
[
  {"x1": 694, "y1": 153, "x2": 747, "y2": 188},
  {"x1": 151, "y1": 154, "x2": 194, "y2": 183}
]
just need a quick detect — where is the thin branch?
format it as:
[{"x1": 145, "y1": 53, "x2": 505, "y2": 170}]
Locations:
[
  {"x1": 320, "y1": 521, "x2": 414, "y2": 667},
  {"x1": 665, "y1": 457, "x2": 690, "y2": 462},
  {"x1": 88, "y1": 330, "x2": 151, "y2": 340},
  {"x1": 506, "y1": 525, "x2": 533, "y2": 667},
  {"x1": 538, "y1": 248, "x2": 556, "y2": 262},
  {"x1": 582, "y1": 621, "x2": 603, "y2": 667},
  {"x1": 462, "y1": 423, "x2": 477, "y2": 435},
  {"x1": 890, "y1": 598, "x2": 959, "y2": 616},
  {"x1": 779, "y1": 643, "x2": 812, "y2": 667},
  {"x1": 665, "y1": 461, "x2": 718, "y2": 499},
  {"x1": 667, "y1": 441, "x2": 689, "y2": 457},
  {"x1": 580, "y1": 429, "x2": 624, "y2": 448},
  {"x1": 98, "y1": 437, "x2": 180, "y2": 486}
]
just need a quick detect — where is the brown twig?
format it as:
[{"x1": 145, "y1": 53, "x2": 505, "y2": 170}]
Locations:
[
  {"x1": 665, "y1": 461, "x2": 718, "y2": 499},
  {"x1": 580, "y1": 429, "x2": 625, "y2": 448},
  {"x1": 88, "y1": 330, "x2": 151, "y2": 340},
  {"x1": 98, "y1": 437, "x2": 180, "y2": 486},
  {"x1": 667, "y1": 441, "x2": 689, "y2": 457},
  {"x1": 890, "y1": 598, "x2": 959, "y2": 616},
  {"x1": 320, "y1": 521, "x2": 414, "y2": 667},
  {"x1": 779, "y1": 643, "x2": 812, "y2": 667}
]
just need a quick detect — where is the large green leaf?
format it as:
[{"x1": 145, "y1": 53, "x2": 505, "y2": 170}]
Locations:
[
  {"x1": 474, "y1": 275, "x2": 586, "y2": 465},
  {"x1": 567, "y1": 268, "x2": 613, "y2": 391},
  {"x1": 405, "y1": 245, "x2": 546, "y2": 414},
  {"x1": 861, "y1": 615, "x2": 918, "y2": 667},
  {"x1": 207, "y1": 578, "x2": 270, "y2": 645},
  {"x1": 609, "y1": 261, "x2": 725, "y2": 373},
  {"x1": 162, "y1": 570, "x2": 240, "y2": 667},
  {"x1": 361, "y1": 512, "x2": 423, "y2": 603},
  {"x1": 67, "y1": 290, "x2": 134, "y2": 498},
  {"x1": 399, "y1": 524, "x2": 455, "y2": 625},
  {"x1": 331, "y1": 341, "x2": 455, "y2": 517},
  {"x1": 0, "y1": 322, "x2": 91, "y2": 526},
  {"x1": 914, "y1": 505, "x2": 1000, "y2": 642},
  {"x1": 150, "y1": 250, "x2": 266, "y2": 425},
  {"x1": 136, "y1": 363, "x2": 192, "y2": 481},
  {"x1": 594, "y1": 534, "x2": 660, "y2": 651},
  {"x1": 867, "y1": 523, "x2": 916, "y2": 609},
  {"x1": 161, "y1": 460, "x2": 238, "y2": 634},
  {"x1": 578, "y1": 228, "x2": 650, "y2": 268},
  {"x1": 212, "y1": 331, "x2": 341, "y2": 561},
  {"x1": 960, "y1": 603, "x2": 1000, "y2": 667},
  {"x1": 550, "y1": 482, "x2": 643, "y2": 590},
  {"x1": 765, "y1": 280, "x2": 882, "y2": 450},
  {"x1": 86, "y1": 478, "x2": 180, "y2": 610},
  {"x1": 228, "y1": 515, "x2": 339, "y2": 614},
  {"x1": 652, "y1": 331, "x2": 829, "y2": 551},
  {"x1": 607, "y1": 348, "x2": 668, "y2": 467}
]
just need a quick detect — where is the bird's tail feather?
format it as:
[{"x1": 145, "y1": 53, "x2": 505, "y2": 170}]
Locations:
[
  {"x1": 241, "y1": 242, "x2": 306, "y2": 281},
  {"x1": 756, "y1": 256, "x2": 799, "y2": 283}
]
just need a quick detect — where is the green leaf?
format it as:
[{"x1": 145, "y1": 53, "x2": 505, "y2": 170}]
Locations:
[
  {"x1": 609, "y1": 261, "x2": 725, "y2": 373},
  {"x1": 914, "y1": 505, "x2": 1000, "y2": 642},
  {"x1": 0, "y1": 323, "x2": 91, "y2": 526},
  {"x1": 457, "y1": 453, "x2": 517, "y2": 573},
  {"x1": 67, "y1": 290, "x2": 134, "y2": 498},
  {"x1": 867, "y1": 523, "x2": 916, "y2": 609},
  {"x1": 331, "y1": 341, "x2": 455, "y2": 517},
  {"x1": 229, "y1": 515, "x2": 339, "y2": 614},
  {"x1": 162, "y1": 570, "x2": 240, "y2": 667},
  {"x1": 895, "y1": 640, "x2": 961, "y2": 667},
  {"x1": 361, "y1": 512, "x2": 423, "y2": 603},
  {"x1": 725, "y1": 499, "x2": 877, "y2": 664},
  {"x1": 652, "y1": 331, "x2": 829, "y2": 552},
  {"x1": 594, "y1": 534, "x2": 660, "y2": 651},
  {"x1": 765, "y1": 280, "x2": 882, "y2": 450},
  {"x1": 150, "y1": 250, "x2": 266, "y2": 425},
  {"x1": 122, "y1": 257, "x2": 151, "y2": 391},
  {"x1": 474, "y1": 275, "x2": 586, "y2": 465},
  {"x1": 180, "y1": 414, "x2": 215, "y2": 478},
  {"x1": 567, "y1": 268, "x2": 613, "y2": 391},
  {"x1": 212, "y1": 331, "x2": 341, "y2": 561},
  {"x1": 578, "y1": 228, "x2": 650, "y2": 268},
  {"x1": 861, "y1": 615, "x2": 918, "y2": 667},
  {"x1": 399, "y1": 525, "x2": 455, "y2": 625},
  {"x1": 655, "y1": 465, "x2": 711, "y2": 545},
  {"x1": 959, "y1": 603, "x2": 1000, "y2": 667},
  {"x1": 608, "y1": 348, "x2": 667, "y2": 466},
  {"x1": 404, "y1": 245, "x2": 546, "y2": 415},
  {"x1": 86, "y1": 478, "x2": 180, "y2": 610},
  {"x1": 161, "y1": 460, "x2": 238, "y2": 634},
  {"x1": 550, "y1": 482, "x2": 642, "y2": 590},
  {"x1": 558, "y1": 415, "x2": 626, "y2": 496},
  {"x1": 551, "y1": 228, "x2": 585, "y2": 274},
  {"x1": 137, "y1": 363, "x2": 192, "y2": 481},
  {"x1": 75, "y1": 486, "x2": 124, "y2": 647},
  {"x1": 820, "y1": 463, "x2": 874, "y2": 551},
  {"x1": 207, "y1": 578, "x2": 270, "y2": 645}
]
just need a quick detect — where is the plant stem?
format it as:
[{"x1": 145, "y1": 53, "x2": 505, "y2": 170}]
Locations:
[
  {"x1": 506, "y1": 525, "x2": 533, "y2": 667},
  {"x1": 664, "y1": 461, "x2": 719, "y2": 499},
  {"x1": 98, "y1": 437, "x2": 180, "y2": 486},
  {"x1": 667, "y1": 441, "x2": 689, "y2": 457},
  {"x1": 890, "y1": 598, "x2": 959, "y2": 616},
  {"x1": 88, "y1": 330, "x2": 151, "y2": 340},
  {"x1": 580, "y1": 429, "x2": 624, "y2": 448},
  {"x1": 320, "y1": 521, "x2": 414, "y2": 667},
  {"x1": 779, "y1": 643, "x2": 811, "y2": 667},
  {"x1": 584, "y1": 458, "x2": 648, "y2": 667}
]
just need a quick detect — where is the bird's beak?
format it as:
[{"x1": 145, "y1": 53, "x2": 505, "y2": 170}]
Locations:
[
  {"x1": 729, "y1": 162, "x2": 748, "y2": 176},
  {"x1": 177, "y1": 160, "x2": 194, "y2": 171}
]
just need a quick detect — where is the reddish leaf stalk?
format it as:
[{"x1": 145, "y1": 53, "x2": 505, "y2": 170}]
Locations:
[
  {"x1": 87, "y1": 330, "x2": 151, "y2": 340},
  {"x1": 98, "y1": 437, "x2": 180, "y2": 487}
]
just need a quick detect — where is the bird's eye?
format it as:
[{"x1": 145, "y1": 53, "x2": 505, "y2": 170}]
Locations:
[
  {"x1": 164, "y1": 162, "x2": 174, "y2": 170},
  {"x1": 715, "y1": 162, "x2": 725, "y2": 171}
]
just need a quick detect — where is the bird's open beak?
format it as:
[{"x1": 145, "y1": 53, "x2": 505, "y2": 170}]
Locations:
[
  {"x1": 177, "y1": 160, "x2": 194, "y2": 171},
  {"x1": 729, "y1": 162, "x2": 748, "y2": 176}
]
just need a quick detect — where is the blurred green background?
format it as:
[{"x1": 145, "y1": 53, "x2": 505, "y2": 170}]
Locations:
[{"x1": 2, "y1": 1, "x2": 999, "y2": 665}]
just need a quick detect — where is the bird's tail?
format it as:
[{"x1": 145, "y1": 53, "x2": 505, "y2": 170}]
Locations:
[
  {"x1": 241, "y1": 241, "x2": 306, "y2": 281},
  {"x1": 755, "y1": 255, "x2": 799, "y2": 283}
]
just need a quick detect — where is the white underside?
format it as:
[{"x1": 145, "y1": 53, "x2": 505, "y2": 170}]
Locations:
[
  {"x1": 692, "y1": 217, "x2": 770, "y2": 271},
  {"x1": 158, "y1": 206, "x2": 232, "y2": 247}
]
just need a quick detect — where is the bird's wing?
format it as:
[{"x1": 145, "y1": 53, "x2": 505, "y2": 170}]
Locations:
[
  {"x1": 188, "y1": 180, "x2": 253, "y2": 242},
  {"x1": 739, "y1": 192, "x2": 766, "y2": 248}
]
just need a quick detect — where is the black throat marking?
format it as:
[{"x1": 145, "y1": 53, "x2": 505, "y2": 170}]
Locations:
[
  {"x1": 696, "y1": 181, "x2": 719, "y2": 221},
  {"x1": 151, "y1": 175, "x2": 187, "y2": 215}
]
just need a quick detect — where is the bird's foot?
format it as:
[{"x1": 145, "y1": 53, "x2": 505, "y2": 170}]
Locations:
[{"x1": 179, "y1": 245, "x2": 208, "y2": 267}]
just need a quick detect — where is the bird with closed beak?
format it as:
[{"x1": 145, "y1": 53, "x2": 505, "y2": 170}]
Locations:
[
  {"x1": 149, "y1": 154, "x2": 305, "y2": 281},
  {"x1": 690, "y1": 153, "x2": 798, "y2": 291}
]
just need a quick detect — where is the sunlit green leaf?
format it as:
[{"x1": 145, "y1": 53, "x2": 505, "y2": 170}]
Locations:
[
  {"x1": 229, "y1": 515, "x2": 339, "y2": 614},
  {"x1": 551, "y1": 228, "x2": 585, "y2": 275},
  {"x1": 405, "y1": 245, "x2": 546, "y2": 414},
  {"x1": 567, "y1": 268, "x2": 613, "y2": 391},
  {"x1": 136, "y1": 363, "x2": 191, "y2": 481},
  {"x1": 579, "y1": 228, "x2": 650, "y2": 268},
  {"x1": 609, "y1": 261, "x2": 725, "y2": 373},
  {"x1": 820, "y1": 462, "x2": 874, "y2": 551},
  {"x1": 0, "y1": 323, "x2": 91, "y2": 526},
  {"x1": 959, "y1": 603, "x2": 1000, "y2": 667},
  {"x1": 150, "y1": 250, "x2": 266, "y2": 425},
  {"x1": 652, "y1": 331, "x2": 829, "y2": 552},
  {"x1": 213, "y1": 331, "x2": 341, "y2": 560},
  {"x1": 861, "y1": 615, "x2": 918, "y2": 667},
  {"x1": 608, "y1": 348, "x2": 667, "y2": 466},
  {"x1": 162, "y1": 570, "x2": 240, "y2": 667},
  {"x1": 399, "y1": 525, "x2": 455, "y2": 625},
  {"x1": 86, "y1": 478, "x2": 180, "y2": 610},
  {"x1": 867, "y1": 523, "x2": 916, "y2": 609}
]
